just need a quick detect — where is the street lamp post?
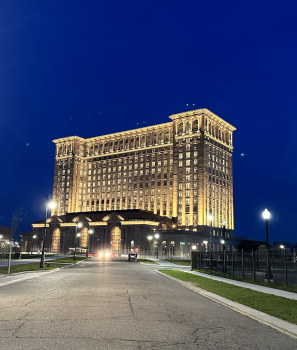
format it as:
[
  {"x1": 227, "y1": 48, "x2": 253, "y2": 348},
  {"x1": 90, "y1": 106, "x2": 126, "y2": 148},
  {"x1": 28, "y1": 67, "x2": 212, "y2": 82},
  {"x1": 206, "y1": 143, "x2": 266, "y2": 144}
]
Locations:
[
  {"x1": 222, "y1": 220, "x2": 226, "y2": 252},
  {"x1": 86, "y1": 229, "x2": 93, "y2": 257},
  {"x1": 209, "y1": 210, "x2": 213, "y2": 272},
  {"x1": 74, "y1": 222, "x2": 83, "y2": 261},
  {"x1": 40, "y1": 196, "x2": 56, "y2": 268},
  {"x1": 263, "y1": 209, "x2": 273, "y2": 282},
  {"x1": 154, "y1": 233, "x2": 159, "y2": 259},
  {"x1": 147, "y1": 235, "x2": 153, "y2": 259}
]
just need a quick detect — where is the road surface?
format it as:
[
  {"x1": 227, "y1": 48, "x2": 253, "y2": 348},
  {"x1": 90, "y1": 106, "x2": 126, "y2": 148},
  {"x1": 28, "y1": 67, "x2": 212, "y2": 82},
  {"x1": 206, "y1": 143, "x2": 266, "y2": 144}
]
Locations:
[{"x1": 0, "y1": 258, "x2": 295, "y2": 349}]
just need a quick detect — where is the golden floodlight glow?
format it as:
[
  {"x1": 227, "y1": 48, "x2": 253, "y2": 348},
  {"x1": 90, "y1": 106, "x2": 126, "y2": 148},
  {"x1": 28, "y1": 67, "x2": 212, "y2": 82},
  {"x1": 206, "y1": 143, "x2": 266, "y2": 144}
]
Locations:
[
  {"x1": 147, "y1": 236, "x2": 153, "y2": 240},
  {"x1": 77, "y1": 222, "x2": 83, "y2": 228},
  {"x1": 262, "y1": 209, "x2": 270, "y2": 220},
  {"x1": 192, "y1": 245, "x2": 197, "y2": 250},
  {"x1": 154, "y1": 234, "x2": 159, "y2": 239},
  {"x1": 48, "y1": 201, "x2": 56, "y2": 209},
  {"x1": 203, "y1": 241, "x2": 208, "y2": 244}
]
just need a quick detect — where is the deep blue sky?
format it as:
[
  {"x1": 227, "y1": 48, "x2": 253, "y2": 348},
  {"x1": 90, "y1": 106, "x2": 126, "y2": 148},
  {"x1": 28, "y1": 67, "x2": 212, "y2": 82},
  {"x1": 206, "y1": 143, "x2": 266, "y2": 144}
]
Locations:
[{"x1": 1, "y1": 1, "x2": 296, "y2": 243}]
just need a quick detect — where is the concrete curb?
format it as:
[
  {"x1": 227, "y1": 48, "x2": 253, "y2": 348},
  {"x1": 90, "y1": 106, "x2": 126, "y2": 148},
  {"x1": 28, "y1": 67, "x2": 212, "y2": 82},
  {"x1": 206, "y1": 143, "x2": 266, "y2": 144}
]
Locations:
[{"x1": 156, "y1": 270, "x2": 297, "y2": 340}]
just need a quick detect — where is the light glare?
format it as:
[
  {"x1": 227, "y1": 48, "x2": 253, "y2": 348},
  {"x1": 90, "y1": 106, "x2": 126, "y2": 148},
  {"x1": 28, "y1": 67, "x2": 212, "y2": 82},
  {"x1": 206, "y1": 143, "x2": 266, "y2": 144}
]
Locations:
[{"x1": 262, "y1": 209, "x2": 270, "y2": 220}]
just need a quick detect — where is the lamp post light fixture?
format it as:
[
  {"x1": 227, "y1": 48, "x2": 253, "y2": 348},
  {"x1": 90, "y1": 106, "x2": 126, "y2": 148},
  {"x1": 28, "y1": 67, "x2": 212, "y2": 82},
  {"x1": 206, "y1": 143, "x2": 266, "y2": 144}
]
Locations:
[
  {"x1": 40, "y1": 196, "x2": 56, "y2": 268},
  {"x1": 262, "y1": 208, "x2": 273, "y2": 282},
  {"x1": 154, "y1": 233, "x2": 159, "y2": 259},
  {"x1": 222, "y1": 220, "x2": 226, "y2": 252},
  {"x1": 191, "y1": 245, "x2": 197, "y2": 251},
  {"x1": 86, "y1": 229, "x2": 93, "y2": 257},
  {"x1": 74, "y1": 222, "x2": 83, "y2": 261},
  {"x1": 208, "y1": 210, "x2": 213, "y2": 272}
]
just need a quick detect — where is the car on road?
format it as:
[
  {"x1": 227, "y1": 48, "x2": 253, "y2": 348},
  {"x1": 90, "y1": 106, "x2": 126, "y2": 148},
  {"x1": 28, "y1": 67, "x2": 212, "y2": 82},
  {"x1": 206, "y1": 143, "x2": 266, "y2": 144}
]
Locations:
[{"x1": 128, "y1": 253, "x2": 137, "y2": 262}]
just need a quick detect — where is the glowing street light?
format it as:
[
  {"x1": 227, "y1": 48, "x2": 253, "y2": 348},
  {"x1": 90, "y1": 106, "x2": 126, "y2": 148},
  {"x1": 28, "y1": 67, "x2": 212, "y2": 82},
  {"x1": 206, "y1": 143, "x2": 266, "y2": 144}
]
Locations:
[
  {"x1": 86, "y1": 229, "x2": 94, "y2": 257},
  {"x1": 262, "y1": 208, "x2": 273, "y2": 282},
  {"x1": 40, "y1": 197, "x2": 56, "y2": 268},
  {"x1": 192, "y1": 245, "x2": 197, "y2": 251},
  {"x1": 209, "y1": 210, "x2": 213, "y2": 271},
  {"x1": 74, "y1": 222, "x2": 83, "y2": 261}
]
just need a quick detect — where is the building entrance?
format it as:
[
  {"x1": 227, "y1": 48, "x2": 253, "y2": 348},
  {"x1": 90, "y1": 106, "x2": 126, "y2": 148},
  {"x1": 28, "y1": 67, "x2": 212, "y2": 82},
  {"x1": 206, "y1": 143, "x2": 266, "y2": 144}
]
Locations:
[{"x1": 111, "y1": 227, "x2": 121, "y2": 254}]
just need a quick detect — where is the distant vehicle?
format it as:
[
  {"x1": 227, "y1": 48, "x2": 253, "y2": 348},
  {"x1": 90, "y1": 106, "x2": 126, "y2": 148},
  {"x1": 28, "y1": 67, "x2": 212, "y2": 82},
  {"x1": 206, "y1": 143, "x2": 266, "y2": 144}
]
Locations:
[
  {"x1": 128, "y1": 253, "x2": 137, "y2": 262},
  {"x1": 98, "y1": 251, "x2": 111, "y2": 259}
]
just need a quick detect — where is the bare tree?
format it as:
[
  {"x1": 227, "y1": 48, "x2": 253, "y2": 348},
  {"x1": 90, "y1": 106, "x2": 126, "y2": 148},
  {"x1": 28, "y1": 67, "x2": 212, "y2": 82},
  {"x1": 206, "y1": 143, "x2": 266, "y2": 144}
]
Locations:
[{"x1": 6, "y1": 208, "x2": 27, "y2": 240}]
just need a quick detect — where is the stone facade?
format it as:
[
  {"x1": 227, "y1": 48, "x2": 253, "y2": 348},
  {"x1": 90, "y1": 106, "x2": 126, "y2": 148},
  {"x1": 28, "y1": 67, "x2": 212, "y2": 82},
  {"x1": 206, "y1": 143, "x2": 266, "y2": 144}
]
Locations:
[
  {"x1": 30, "y1": 210, "x2": 243, "y2": 256},
  {"x1": 51, "y1": 108, "x2": 236, "y2": 236}
]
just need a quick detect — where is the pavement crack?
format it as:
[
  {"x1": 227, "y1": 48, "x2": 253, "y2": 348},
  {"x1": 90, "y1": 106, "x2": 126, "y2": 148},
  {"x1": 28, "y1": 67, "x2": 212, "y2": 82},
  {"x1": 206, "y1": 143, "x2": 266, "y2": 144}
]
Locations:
[{"x1": 126, "y1": 289, "x2": 135, "y2": 317}]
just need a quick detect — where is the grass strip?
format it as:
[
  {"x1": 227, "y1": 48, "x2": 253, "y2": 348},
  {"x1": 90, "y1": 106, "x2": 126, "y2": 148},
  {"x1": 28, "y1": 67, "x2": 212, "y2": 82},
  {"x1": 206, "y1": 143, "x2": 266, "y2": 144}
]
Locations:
[
  {"x1": 0, "y1": 262, "x2": 64, "y2": 274},
  {"x1": 138, "y1": 259, "x2": 158, "y2": 264},
  {"x1": 160, "y1": 270, "x2": 297, "y2": 325},
  {"x1": 193, "y1": 269, "x2": 297, "y2": 294},
  {"x1": 164, "y1": 259, "x2": 191, "y2": 266},
  {"x1": 48, "y1": 257, "x2": 88, "y2": 264}
]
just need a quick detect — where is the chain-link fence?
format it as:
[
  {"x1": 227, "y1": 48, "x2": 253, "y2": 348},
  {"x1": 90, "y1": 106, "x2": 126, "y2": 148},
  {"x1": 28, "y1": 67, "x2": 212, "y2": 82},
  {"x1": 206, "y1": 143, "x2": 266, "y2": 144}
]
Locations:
[{"x1": 191, "y1": 250, "x2": 297, "y2": 286}]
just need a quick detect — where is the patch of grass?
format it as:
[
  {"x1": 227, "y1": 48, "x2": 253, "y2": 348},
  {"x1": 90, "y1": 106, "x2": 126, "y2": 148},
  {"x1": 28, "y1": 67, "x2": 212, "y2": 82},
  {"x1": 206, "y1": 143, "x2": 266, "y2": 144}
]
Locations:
[
  {"x1": 160, "y1": 270, "x2": 297, "y2": 325},
  {"x1": 0, "y1": 262, "x2": 64, "y2": 274},
  {"x1": 48, "y1": 257, "x2": 88, "y2": 264},
  {"x1": 164, "y1": 259, "x2": 191, "y2": 266},
  {"x1": 193, "y1": 269, "x2": 297, "y2": 294},
  {"x1": 138, "y1": 259, "x2": 158, "y2": 264}
]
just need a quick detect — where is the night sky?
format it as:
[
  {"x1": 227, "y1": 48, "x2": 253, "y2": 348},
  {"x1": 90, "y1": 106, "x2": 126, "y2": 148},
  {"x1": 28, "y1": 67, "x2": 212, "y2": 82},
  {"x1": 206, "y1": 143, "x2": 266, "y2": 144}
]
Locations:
[{"x1": 1, "y1": 1, "x2": 296, "y2": 243}]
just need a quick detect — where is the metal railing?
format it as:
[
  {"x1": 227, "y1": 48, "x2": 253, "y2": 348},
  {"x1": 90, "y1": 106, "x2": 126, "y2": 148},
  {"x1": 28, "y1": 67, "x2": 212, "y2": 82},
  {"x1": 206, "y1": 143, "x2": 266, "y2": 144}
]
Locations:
[{"x1": 191, "y1": 250, "x2": 297, "y2": 286}]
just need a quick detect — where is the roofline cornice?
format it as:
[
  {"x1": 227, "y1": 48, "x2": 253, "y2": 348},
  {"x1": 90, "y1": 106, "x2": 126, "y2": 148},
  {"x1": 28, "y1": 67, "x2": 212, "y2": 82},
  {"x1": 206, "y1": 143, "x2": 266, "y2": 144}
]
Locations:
[
  {"x1": 52, "y1": 122, "x2": 173, "y2": 144},
  {"x1": 169, "y1": 108, "x2": 236, "y2": 131}
]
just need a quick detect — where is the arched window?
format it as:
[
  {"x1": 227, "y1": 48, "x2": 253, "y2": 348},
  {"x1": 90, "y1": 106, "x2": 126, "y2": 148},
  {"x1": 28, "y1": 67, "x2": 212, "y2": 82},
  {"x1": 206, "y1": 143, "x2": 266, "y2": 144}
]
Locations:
[
  {"x1": 136, "y1": 137, "x2": 139, "y2": 147},
  {"x1": 114, "y1": 141, "x2": 118, "y2": 150},
  {"x1": 186, "y1": 121, "x2": 191, "y2": 132},
  {"x1": 153, "y1": 134, "x2": 157, "y2": 145},
  {"x1": 170, "y1": 241, "x2": 175, "y2": 256},
  {"x1": 130, "y1": 138, "x2": 134, "y2": 148},
  {"x1": 111, "y1": 226, "x2": 121, "y2": 252},
  {"x1": 161, "y1": 241, "x2": 167, "y2": 256},
  {"x1": 52, "y1": 228, "x2": 61, "y2": 253},
  {"x1": 178, "y1": 123, "x2": 183, "y2": 133},
  {"x1": 147, "y1": 134, "x2": 151, "y2": 145},
  {"x1": 165, "y1": 131, "x2": 169, "y2": 142},
  {"x1": 161, "y1": 224, "x2": 168, "y2": 231},
  {"x1": 104, "y1": 143, "x2": 108, "y2": 152},
  {"x1": 141, "y1": 135, "x2": 145, "y2": 146},
  {"x1": 79, "y1": 227, "x2": 88, "y2": 247},
  {"x1": 159, "y1": 132, "x2": 163, "y2": 143},
  {"x1": 99, "y1": 144, "x2": 103, "y2": 153},
  {"x1": 193, "y1": 120, "x2": 199, "y2": 132},
  {"x1": 94, "y1": 144, "x2": 98, "y2": 154}
]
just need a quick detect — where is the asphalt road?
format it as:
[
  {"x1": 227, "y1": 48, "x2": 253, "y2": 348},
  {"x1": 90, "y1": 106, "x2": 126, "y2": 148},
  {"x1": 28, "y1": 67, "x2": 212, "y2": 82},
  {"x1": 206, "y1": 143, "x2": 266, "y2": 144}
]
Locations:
[{"x1": 0, "y1": 258, "x2": 296, "y2": 350}]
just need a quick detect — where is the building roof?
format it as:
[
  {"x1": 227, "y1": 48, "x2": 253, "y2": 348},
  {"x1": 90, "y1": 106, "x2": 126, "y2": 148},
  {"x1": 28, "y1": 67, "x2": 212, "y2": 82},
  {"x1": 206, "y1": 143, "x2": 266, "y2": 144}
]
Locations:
[{"x1": 32, "y1": 209, "x2": 174, "y2": 225}]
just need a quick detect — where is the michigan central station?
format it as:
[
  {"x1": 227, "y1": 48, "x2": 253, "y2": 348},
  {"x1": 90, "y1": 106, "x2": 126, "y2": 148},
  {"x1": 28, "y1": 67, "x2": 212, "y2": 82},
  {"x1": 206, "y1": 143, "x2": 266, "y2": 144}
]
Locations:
[{"x1": 21, "y1": 108, "x2": 248, "y2": 257}]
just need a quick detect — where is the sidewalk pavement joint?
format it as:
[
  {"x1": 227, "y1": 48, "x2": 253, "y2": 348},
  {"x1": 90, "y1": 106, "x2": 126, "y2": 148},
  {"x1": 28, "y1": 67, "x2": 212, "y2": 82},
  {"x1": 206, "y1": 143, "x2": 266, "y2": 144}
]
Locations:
[{"x1": 156, "y1": 270, "x2": 297, "y2": 340}]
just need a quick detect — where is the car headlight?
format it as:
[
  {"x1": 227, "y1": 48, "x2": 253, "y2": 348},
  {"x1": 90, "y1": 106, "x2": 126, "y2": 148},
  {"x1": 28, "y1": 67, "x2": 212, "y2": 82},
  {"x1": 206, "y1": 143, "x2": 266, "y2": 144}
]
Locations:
[
  {"x1": 105, "y1": 252, "x2": 110, "y2": 258},
  {"x1": 99, "y1": 252, "x2": 103, "y2": 258}
]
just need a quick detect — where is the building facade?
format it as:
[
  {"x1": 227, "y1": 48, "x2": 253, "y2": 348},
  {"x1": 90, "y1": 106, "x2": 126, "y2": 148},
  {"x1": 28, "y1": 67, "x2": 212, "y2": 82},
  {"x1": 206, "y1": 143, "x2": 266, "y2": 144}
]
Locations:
[
  {"x1": 52, "y1": 108, "x2": 235, "y2": 236},
  {"x1": 30, "y1": 209, "x2": 243, "y2": 256}
]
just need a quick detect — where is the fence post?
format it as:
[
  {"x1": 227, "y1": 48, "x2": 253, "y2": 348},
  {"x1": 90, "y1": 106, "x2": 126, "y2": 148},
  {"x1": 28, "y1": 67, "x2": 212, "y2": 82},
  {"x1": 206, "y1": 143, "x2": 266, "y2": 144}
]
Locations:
[
  {"x1": 284, "y1": 249, "x2": 288, "y2": 286},
  {"x1": 232, "y1": 248, "x2": 234, "y2": 276},
  {"x1": 191, "y1": 250, "x2": 196, "y2": 271},
  {"x1": 266, "y1": 249, "x2": 270, "y2": 284},
  {"x1": 223, "y1": 250, "x2": 226, "y2": 274},
  {"x1": 199, "y1": 251, "x2": 202, "y2": 269},
  {"x1": 252, "y1": 250, "x2": 255, "y2": 281},
  {"x1": 242, "y1": 249, "x2": 244, "y2": 280},
  {"x1": 210, "y1": 249, "x2": 213, "y2": 273}
]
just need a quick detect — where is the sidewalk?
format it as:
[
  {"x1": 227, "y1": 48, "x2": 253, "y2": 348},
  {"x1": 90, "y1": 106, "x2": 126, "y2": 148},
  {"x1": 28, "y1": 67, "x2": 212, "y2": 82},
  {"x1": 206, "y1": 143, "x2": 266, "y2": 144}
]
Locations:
[
  {"x1": 149, "y1": 259, "x2": 191, "y2": 267},
  {"x1": 157, "y1": 271, "x2": 297, "y2": 339},
  {"x1": 181, "y1": 270, "x2": 297, "y2": 300}
]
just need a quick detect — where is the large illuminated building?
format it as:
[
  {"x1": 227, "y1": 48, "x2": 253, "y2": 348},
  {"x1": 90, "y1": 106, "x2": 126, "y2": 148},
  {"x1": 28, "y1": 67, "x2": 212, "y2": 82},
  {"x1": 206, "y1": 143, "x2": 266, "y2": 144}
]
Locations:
[{"x1": 29, "y1": 108, "x2": 238, "y2": 256}]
